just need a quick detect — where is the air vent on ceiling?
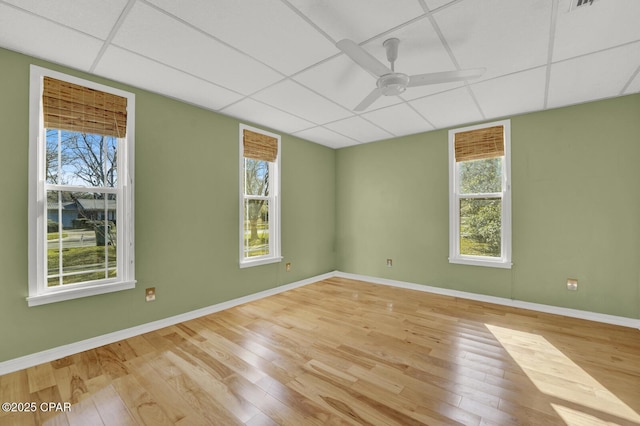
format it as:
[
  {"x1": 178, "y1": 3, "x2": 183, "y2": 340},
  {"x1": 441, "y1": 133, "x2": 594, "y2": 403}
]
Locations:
[{"x1": 570, "y1": 0, "x2": 599, "y2": 11}]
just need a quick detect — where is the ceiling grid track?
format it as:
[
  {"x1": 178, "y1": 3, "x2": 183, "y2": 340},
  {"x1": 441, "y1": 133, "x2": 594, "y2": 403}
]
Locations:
[
  {"x1": 279, "y1": 0, "x2": 336, "y2": 45},
  {"x1": 422, "y1": 1, "x2": 486, "y2": 121},
  {"x1": 543, "y1": 0, "x2": 560, "y2": 109},
  {"x1": 405, "y1": 101, "x2": 437, "y2": 129},
  {"x1": 621, "y1": 61, "x2": 640, "y2": 96},
  {"x1": 88, "y1": 0, "x2": 137, "y2": 73},
  {"x1": 358, "y1": 13, "x2": 430, "y2": 47}
]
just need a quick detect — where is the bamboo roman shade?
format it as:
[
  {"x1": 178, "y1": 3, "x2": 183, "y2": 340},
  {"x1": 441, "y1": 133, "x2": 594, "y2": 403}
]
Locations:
[
  {"x1": 43, "y1": 76, "x2": 128, "y2": 137},
  {"x1": 454, "y1": 125, "x2": 504, "y2": 162},
  {"x1": 243, "y1": 129, "x2": 278, "y2": 162}
]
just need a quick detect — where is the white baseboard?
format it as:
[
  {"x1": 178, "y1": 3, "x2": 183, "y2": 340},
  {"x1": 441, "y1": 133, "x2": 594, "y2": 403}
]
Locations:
[
  {"x1": 2, "y1": 269, "x2": 638, "y2": 376},
  {"x1": 0, "y1": 271, "x2": 336, "y2": 376},
  {"x1": 335, "y1": 271, "x2": 640, "y2": 330}
]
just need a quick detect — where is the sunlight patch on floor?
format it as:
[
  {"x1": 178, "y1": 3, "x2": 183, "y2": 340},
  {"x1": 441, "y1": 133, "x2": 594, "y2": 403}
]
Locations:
[
  {"x1": 486, "y1": 324, "x2": 640, "y2": 424},
  {"x1": 551, "y1": 403, "x2": 616, "y2": 426}
]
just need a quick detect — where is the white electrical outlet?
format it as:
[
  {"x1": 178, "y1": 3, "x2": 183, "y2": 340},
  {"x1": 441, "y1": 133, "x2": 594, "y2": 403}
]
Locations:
[{"x1": 567, "y1": 278, "x2": 578, "y2": 291}]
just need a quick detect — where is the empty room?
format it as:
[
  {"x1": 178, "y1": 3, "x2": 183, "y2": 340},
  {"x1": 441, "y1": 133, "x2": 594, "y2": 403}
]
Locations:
[{"x1": 1, "y1": 0, "x2": 639, "y2": 425}]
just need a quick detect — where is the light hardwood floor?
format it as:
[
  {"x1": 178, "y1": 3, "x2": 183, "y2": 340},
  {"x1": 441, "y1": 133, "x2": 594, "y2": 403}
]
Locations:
[{"x1": 1, "y1": 277, "x2": 639, "y2": 425}]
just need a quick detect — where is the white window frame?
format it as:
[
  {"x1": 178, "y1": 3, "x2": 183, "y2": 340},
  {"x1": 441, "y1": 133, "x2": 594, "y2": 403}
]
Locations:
[
  {"x1": 239, "y1": 124, "x2": 281, "y2": 268},
  {"x1": 448, "y1": 119, "x2": 512, "y2": 269},
  {"x1": 27, "y1": 65, "x2": 135, "y2": 306}
]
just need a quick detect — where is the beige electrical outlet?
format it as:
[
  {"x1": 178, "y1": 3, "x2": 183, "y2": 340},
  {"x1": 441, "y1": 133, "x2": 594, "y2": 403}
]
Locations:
[
  {"x1": 285, "y1": 263, "x2": 292, "y2": 272},
  {"x1": 146, "y1": 287, "x2": 156, "y2": 301},
  {"x1": 567, "y1": 278, "x2": 578, "y2": 291}
]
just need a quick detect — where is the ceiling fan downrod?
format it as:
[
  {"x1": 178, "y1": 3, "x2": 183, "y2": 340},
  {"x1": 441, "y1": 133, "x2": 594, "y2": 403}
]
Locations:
[
  {"x1": 379, "y1": 38, "x2": 408, "y2": 95},
  {"x1": 383, "y1": 37, "x2": 400, "y2": 72}
]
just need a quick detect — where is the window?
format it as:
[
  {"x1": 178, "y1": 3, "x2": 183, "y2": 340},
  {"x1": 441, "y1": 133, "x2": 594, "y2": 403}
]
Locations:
[
  {"x1": 239, "y1": 124, "x2": 281, "y2": 267},
  {"x1": 28, "y1": 66, "x2": 135, "y2": 306},
  {"x1": 449, "y1": 120, "x2": 511, "y2": 268}
]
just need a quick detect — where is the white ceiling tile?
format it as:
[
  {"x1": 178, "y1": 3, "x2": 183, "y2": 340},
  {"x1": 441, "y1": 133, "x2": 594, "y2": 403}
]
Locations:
[
  {"x1": 3, "y1": 0, "x2": 128, "y2": 39},
  {"x1": 325, "y1": 116, "x2": 393, "y2": 143},
  {"x1": 471, "y1": 67, "x2": 547, "y2": 120},
  {"x1": 294, "y1": 126, "x2": 357, "y2": 149},
  {"x1": 548, "y1": 42, "x2": 640, "y2": 109},
  {"x1": 0, "y1": 4, "x2": 103, "y2": 71},
  {"x1": 361, "y1": 103, "x2": 434, "y2": 136},
  {"x1": 112, "y1": 2, "x2": 283, "y2": 95},
  {"x1": 433, "y1": 0, "x2": 552, "y2": 79},
  {"x1": 253, "y1": 80, "x2": 353, "y2": 124},
  {"x1": 554, "y1": 0, "x2": 640, "y2": 62},
  {"x1": 293, "y1": 55, "x2": 401, "y2": 110},
  {"x1": 410, "y1": 88, "x2": 484, "y2": 129},
  {"x1": 147, "y1": 0, "x2": 336, "y2": 75},
  {"x1": 221, "y1": 98, "x2": 315, "y2": 134},
  {"x1": 94, "y1": 46, "x2": 243, "y2": 111},
  {"x1": 287, "y1": 0, "x2": 424, "y2": 43}
]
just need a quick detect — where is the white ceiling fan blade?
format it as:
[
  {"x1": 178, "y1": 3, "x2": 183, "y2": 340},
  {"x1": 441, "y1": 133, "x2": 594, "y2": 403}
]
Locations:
[
  {"x1": 337, "y1": 39, "x2": 391, "y2": 78},
  {"x1": 354, "y1": 88, "x2": 383, "y2": 111},
  {"x1": 407, "y1": 68, "x2": 486, "y2": 87}
]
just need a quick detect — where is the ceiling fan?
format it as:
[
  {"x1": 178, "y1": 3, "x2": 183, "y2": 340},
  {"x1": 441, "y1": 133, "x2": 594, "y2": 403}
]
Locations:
[{"x1": 336, "y1": 38, "x2": 485, "y2": 111}]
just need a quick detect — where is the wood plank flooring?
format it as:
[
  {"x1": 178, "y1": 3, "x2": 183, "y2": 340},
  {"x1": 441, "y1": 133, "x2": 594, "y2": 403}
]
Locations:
[{"x1": 1, "y1": 277, "x2": 639, "y2": 425}]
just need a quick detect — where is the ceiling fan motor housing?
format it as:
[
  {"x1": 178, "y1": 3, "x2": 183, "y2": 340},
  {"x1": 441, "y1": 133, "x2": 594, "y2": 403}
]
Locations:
[{"x1": 377, "y1": 73, "x2": 410, "y2": 95}]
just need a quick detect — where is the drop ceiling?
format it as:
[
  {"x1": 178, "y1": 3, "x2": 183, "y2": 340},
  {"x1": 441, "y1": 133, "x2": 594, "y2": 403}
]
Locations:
[{"x1": 1, "y1": 0, "x2": 639, "y2": 148}]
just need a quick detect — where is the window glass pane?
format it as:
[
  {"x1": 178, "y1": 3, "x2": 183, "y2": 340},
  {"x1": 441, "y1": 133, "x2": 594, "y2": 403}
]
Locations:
[
  {"x1": 458, "y1": 157, "x2": 502, "y2": 194},
  {"x1": 243, "y1": 198, "x2": 269, "y2": 258},
  {"x1": 58, "y1": 245, "x2": 116, "y2": 285},
  {"x1": 45, "y1": 129, "x2": 60, "y2": 185},
  {"x1": 46, "y1": 131, "x2": 118, "y2": 187},
  {"x1": 244, "y1": 158, "x2": 269, "y2": 196},
  {"x1": 46, "y1": 191, "x2": 117, "y2": 287},
  {"x1": 46, "y1": 191, "x2": 62, "y2": 238},
  {"x1": 460, "y1": 197, "x2": 501, "y2": 257},
  {"x1": 106, "y1": 135, "x2": 118, "y2": 187}
]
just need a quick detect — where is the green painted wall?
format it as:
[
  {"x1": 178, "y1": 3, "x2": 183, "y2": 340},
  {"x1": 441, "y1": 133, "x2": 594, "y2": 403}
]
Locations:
[
  {"x1": 0, "y1": 48, "x2": 336, "y2": 362},
  {"x1": 2, "y1": 43, "x2": 639, "y2": 363},
  {"x1": 336, "y1": 94, "x2": 640, "y2": 319}
]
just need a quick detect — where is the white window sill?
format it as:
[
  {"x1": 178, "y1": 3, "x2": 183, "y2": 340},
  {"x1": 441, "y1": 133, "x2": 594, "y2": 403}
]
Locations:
[
  {"x1": 239, "y1": 256, "x2": 283, "y2": 269},
  {"x1": 449, "y1": 256, "x2": 512, "y2": 269},
  {"x1": 27, "y1": 280, "x2": 136, "y2": 307}
]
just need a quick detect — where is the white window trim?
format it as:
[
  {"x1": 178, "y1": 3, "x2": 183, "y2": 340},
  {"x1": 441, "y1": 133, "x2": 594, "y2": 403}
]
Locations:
[
  {"x1": 239, "y1": 124, "x2": 282, "y2": 268},
  {"x1": 448, "y1": 119, "x2": 512, "y2": 269},
  {"x1": 27, "y1": 65, "x2": 136, "y2": 306}
]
